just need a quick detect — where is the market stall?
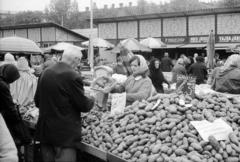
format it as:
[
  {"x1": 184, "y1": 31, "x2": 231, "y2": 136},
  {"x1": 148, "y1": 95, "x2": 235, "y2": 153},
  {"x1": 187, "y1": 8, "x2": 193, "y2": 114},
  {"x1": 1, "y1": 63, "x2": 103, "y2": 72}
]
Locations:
[{"x1": 81, "y1": 91, "x2": 240, "y2": 162}]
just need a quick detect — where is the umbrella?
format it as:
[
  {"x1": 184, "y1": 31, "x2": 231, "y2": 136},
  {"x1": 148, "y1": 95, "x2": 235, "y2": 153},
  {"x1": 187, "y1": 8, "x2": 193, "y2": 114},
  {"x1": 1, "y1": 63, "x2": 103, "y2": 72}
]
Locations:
[
  {"x1": 140, "y1": 37, "x2": 166, "y2": 49},
  {"x1": 0, "y1": 36, "x2": 42, "y2": 54},
  {"x1": 109, "y1": 46, "x2": 121, "y2": 53},
  {"x1": 206, "y1": 30, "x2": 215, "y2": 69},
  {"x1": 82, "y1": 37, "x2": 114, "y2": 48},
  {"x1": 45, "y1": 42, "x2": 85, "y2": 52},
  {"x1": 119, "y1": 38, "x2": 152, "y2": 52}
]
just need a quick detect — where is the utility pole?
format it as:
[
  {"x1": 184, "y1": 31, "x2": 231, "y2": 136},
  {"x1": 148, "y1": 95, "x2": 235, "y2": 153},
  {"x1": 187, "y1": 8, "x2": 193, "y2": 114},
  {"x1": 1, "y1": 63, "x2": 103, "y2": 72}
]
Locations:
[{"x1": 89, "y1": 0, "x2": 94, "y2": 72}]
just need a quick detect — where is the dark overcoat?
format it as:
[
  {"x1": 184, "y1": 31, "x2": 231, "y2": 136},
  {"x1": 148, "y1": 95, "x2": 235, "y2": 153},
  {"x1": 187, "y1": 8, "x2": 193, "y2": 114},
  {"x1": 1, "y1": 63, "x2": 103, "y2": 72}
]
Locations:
[{"x1": 34, "y1": 62, "x2": 94, "y2": 147}]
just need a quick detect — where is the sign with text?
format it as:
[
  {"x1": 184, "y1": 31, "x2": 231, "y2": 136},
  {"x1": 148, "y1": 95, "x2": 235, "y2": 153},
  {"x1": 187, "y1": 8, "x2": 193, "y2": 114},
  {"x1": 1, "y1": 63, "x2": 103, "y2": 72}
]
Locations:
[
  {"x1": 111, "y1": 92, "x2": 126, "y2": 115},
  {"x1": 189, "y1": 36, "x2": 208, "y2": 43},
  {"x1": 176, "y1": 75, "x2": 196, "y2": 97},
  {"x1": 218, "y1": 35, "x2": 240, "y2": 43},
  {"x1": 190, "y1": 118, "x2": 233, "y2": 141},
  {"x1": 163, "y1": 37, "x2": 187, "y2": 44}
]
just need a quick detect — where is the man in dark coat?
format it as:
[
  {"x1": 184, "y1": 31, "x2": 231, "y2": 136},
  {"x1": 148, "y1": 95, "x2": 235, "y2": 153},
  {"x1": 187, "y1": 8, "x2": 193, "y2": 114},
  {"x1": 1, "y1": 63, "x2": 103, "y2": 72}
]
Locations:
[
  {"x1": 188, "y1": 56, "x2": 208, "y2": 85},
  {"x1": 161, "y1": 52, "x2": 173, "y2": 72},
  {"x1": 34, "y1": 47, "x2": 95, "y2": 162}
]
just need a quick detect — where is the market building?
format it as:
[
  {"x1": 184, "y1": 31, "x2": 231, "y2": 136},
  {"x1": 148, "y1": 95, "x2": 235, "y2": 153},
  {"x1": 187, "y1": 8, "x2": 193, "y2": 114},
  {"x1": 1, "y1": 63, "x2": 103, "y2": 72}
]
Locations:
[
  {"x1": 0, "y1": 22, "x2": 88, "y2": 48},
  {"x1": 93, "y1": 7, "x2": 240, "y2": 59}
]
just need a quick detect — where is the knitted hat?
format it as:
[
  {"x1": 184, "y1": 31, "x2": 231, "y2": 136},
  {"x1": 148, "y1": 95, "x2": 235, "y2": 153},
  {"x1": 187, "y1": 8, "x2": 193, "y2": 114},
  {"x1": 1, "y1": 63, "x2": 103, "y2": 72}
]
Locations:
[
  {"x1": 3, "y1": 53, "x2": 17, "y2": 66},
  {"x1": 17, "y1": 57, "x2": 30, "y2": 71}
]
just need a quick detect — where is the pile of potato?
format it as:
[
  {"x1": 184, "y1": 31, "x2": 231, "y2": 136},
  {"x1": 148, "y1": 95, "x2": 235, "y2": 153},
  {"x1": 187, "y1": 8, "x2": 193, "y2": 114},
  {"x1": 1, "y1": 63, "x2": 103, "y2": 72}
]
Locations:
[{"x1": 82, "y1": 93, "x2": 240, "y2": 162}]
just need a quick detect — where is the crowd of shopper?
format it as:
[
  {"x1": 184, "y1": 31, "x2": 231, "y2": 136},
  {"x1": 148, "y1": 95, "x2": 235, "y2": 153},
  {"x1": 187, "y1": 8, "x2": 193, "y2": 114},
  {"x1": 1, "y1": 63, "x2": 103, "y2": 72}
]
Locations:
[{"x1": 0, "y1": 48, "x2": 95, "y2": 162}]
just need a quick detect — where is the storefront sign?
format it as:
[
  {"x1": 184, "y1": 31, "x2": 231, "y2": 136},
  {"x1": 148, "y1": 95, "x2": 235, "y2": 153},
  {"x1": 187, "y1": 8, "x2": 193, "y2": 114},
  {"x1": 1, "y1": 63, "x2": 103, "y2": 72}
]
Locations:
[
  {"x1": 189, "y1": 36, "x2": 208, "y2": 43},
  {"x1": 218, "y1": 35, "x2": 240, "y2": 43},
  {"x1": 163, "y1": 37, "x2": 186, "y2": 44}
]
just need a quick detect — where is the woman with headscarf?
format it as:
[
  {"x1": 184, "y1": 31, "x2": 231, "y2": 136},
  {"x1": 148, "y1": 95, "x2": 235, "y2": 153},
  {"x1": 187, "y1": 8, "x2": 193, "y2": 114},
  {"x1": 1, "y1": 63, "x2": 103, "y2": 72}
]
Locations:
[
  {"x1": 211, "y1": 54, "x2": 240, "y2": 94},
  {"x1": 122, "y1": 55, "x2": 155, "y2": 105},
  {"x1": 149, "y1": 58, "x2": 170, "y2": 93},
  {"x1": 10, "y1": 57, "x2": 37, "y2": 106},
  {"x1": 171, "y1": 58, "x2": 187, "y2": 83},
  {"x1": 0, "y1": 64, "x2": 20, "y2": 162},
  {"x1": 119, "y1": 47, "x2": 149, "y2": 77}
]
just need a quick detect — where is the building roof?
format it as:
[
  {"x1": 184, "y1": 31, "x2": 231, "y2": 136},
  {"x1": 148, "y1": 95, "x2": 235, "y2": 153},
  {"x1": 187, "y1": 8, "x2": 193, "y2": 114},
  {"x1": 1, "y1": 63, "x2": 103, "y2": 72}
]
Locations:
[
  {"x1": 0, "y1": 22, "x2": 88, "y2": 40},
  {"x1": 92, "y1": 7, "x2": 240, "y2": 23},
  {"x1": 72, "y1": 28, "x2": 98, "y2": 38}
]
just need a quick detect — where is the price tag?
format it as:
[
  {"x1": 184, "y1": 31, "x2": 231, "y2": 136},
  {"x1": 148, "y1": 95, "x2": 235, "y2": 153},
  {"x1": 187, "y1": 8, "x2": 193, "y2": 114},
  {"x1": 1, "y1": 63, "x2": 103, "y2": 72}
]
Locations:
[{"x1": 111, "y1": 92, "x2": 126, "y2": 115}]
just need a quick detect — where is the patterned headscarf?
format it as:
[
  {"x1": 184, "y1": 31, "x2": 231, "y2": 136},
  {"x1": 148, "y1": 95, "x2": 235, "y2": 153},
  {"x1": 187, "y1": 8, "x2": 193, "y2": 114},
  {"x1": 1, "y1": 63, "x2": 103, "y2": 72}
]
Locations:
[{"x1": 17, "y1": 57, "x2": 30, "y2": 71}]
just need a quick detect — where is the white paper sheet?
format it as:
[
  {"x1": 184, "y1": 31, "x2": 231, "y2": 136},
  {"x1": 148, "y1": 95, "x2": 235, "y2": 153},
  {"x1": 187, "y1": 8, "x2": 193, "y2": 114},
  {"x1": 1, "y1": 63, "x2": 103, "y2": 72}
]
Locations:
[
  {"x1": 111, "y1": 92, "x2": 126, "y2": 115},
  {"x1": 190, "y1": 118, "x2": 233, "y2": 141}
]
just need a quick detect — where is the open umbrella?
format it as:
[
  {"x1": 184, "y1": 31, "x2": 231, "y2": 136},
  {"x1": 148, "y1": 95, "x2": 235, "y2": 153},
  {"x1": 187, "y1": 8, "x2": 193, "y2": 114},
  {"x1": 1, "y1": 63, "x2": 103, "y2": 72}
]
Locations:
[
  {"x1": 206, "y1": 30, "x2": 215, "y2": 69},
  {"x1": 82, "y1": 37, "x2": 114, "y2": 48},
  {"x1": 140, "y1": 37, "x2": 166, "y2": 49},
  {"x1": 45, "y1": 42, "x2": 85, "y2": 52},
  {"x1": 119, "y1": 38, "x2": 152, "y2": 52},
  {"x1": 0, "y1": 36, "x2": 42, "y2": 54}
]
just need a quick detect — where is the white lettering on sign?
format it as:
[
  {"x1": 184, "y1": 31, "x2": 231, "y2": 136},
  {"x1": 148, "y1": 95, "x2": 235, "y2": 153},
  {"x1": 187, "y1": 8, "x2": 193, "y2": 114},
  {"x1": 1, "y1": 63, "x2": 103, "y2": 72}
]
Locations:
[
  {"x1": 165, "y1": 38, "x2": 185, "y2": 43},
  {"x1": 190, "y1": 37, "x2": 208, "y2": 43},
  {"x1": 218, "y1": 35, "x2": 240, "y2": 42}
]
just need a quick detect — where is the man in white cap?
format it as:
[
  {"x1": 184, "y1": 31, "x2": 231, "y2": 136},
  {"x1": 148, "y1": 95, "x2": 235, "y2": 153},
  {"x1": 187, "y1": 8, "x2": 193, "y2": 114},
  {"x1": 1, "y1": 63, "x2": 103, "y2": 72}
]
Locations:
[{"x1": 34, "y1": 47, "x2": 95, "y2": 162}]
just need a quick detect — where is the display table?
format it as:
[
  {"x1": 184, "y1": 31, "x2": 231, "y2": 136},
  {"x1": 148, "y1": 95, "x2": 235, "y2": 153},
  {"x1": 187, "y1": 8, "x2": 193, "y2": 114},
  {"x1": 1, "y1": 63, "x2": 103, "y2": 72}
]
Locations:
[{"x1": 78, "y1": 142, "x2": 127, "y2": 162}]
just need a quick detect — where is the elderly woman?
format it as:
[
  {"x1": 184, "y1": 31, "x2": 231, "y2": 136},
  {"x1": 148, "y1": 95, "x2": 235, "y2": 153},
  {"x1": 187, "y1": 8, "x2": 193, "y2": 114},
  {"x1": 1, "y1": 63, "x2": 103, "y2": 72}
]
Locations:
[
  {"x1": 122, "y1": 55, "x2": 154, "y2": 105},
  {"x1": 149, "y1": 58, "x2": 170, "y2": 93},
  {"x1": 171, "y1": 58, "x2": 187, "y2": 83},
  {"x1": 211, "y1": 54, "x2": 240, "y2": 94},
  {"x1": 10, "y1": 57, "x2": 37, "y2": 106}
]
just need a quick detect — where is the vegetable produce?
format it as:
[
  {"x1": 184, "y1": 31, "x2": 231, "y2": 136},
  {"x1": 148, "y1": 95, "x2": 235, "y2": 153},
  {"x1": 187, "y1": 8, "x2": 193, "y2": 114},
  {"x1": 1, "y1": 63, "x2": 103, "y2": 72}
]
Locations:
[{"x1": 82, "y1": 93, "x2": 240, "y2": 162}]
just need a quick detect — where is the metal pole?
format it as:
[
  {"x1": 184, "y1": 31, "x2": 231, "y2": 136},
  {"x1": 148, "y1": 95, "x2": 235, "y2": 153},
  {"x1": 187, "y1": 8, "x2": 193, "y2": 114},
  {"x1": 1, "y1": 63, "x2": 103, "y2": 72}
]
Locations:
[{"x1": 89, "y1": 0, "x2": 94, "y2": 72}]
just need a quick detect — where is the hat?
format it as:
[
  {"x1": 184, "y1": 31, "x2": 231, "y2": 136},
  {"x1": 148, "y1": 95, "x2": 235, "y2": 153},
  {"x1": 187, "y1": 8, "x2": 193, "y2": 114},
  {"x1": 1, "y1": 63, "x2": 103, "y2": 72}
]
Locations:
[
  {"x1": 0, "y1": 64, "x2": 20, "y2": 84},
  {"x1": 3, "y1": 53, "x2": 17, "y2": 66},
  {"x1": 17, "y1": 57, "x2": 30, "y2": 71},
  {"x1": 4, "y1": 53, "x2": 15, "y2": 62}
]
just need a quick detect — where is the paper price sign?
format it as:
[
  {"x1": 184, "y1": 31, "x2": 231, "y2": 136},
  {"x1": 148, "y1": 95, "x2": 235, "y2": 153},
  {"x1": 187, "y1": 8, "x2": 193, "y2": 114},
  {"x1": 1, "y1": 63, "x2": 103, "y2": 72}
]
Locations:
[
  {"x1": 190, "y1": 118, "x2": 233, "y2": 141},
  {"x1": 111, "y1": 92, "x2": 126, "y2": 115}
]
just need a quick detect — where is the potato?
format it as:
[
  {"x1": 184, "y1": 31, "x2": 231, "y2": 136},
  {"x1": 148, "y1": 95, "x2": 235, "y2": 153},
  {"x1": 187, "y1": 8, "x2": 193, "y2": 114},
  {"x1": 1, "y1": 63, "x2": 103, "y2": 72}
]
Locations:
[
  {"x1": 148, "y1": 154, "x2": 159, "y2": 162},
  {"x1": 175, "y1": 148, "x2": 187, "y2": 156},
  {"x1": 151, "y1": 144, "x2": 162, "y2": 154},
  {"x1": 229, "y1": 133, "x2": 240, "y2": 146},
  {"x1": 225, "y1": 157, "x2": 239, "y2": 162},
  {"x1": 208, "y1": 135, "x2": 220, "y2": 151}
]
